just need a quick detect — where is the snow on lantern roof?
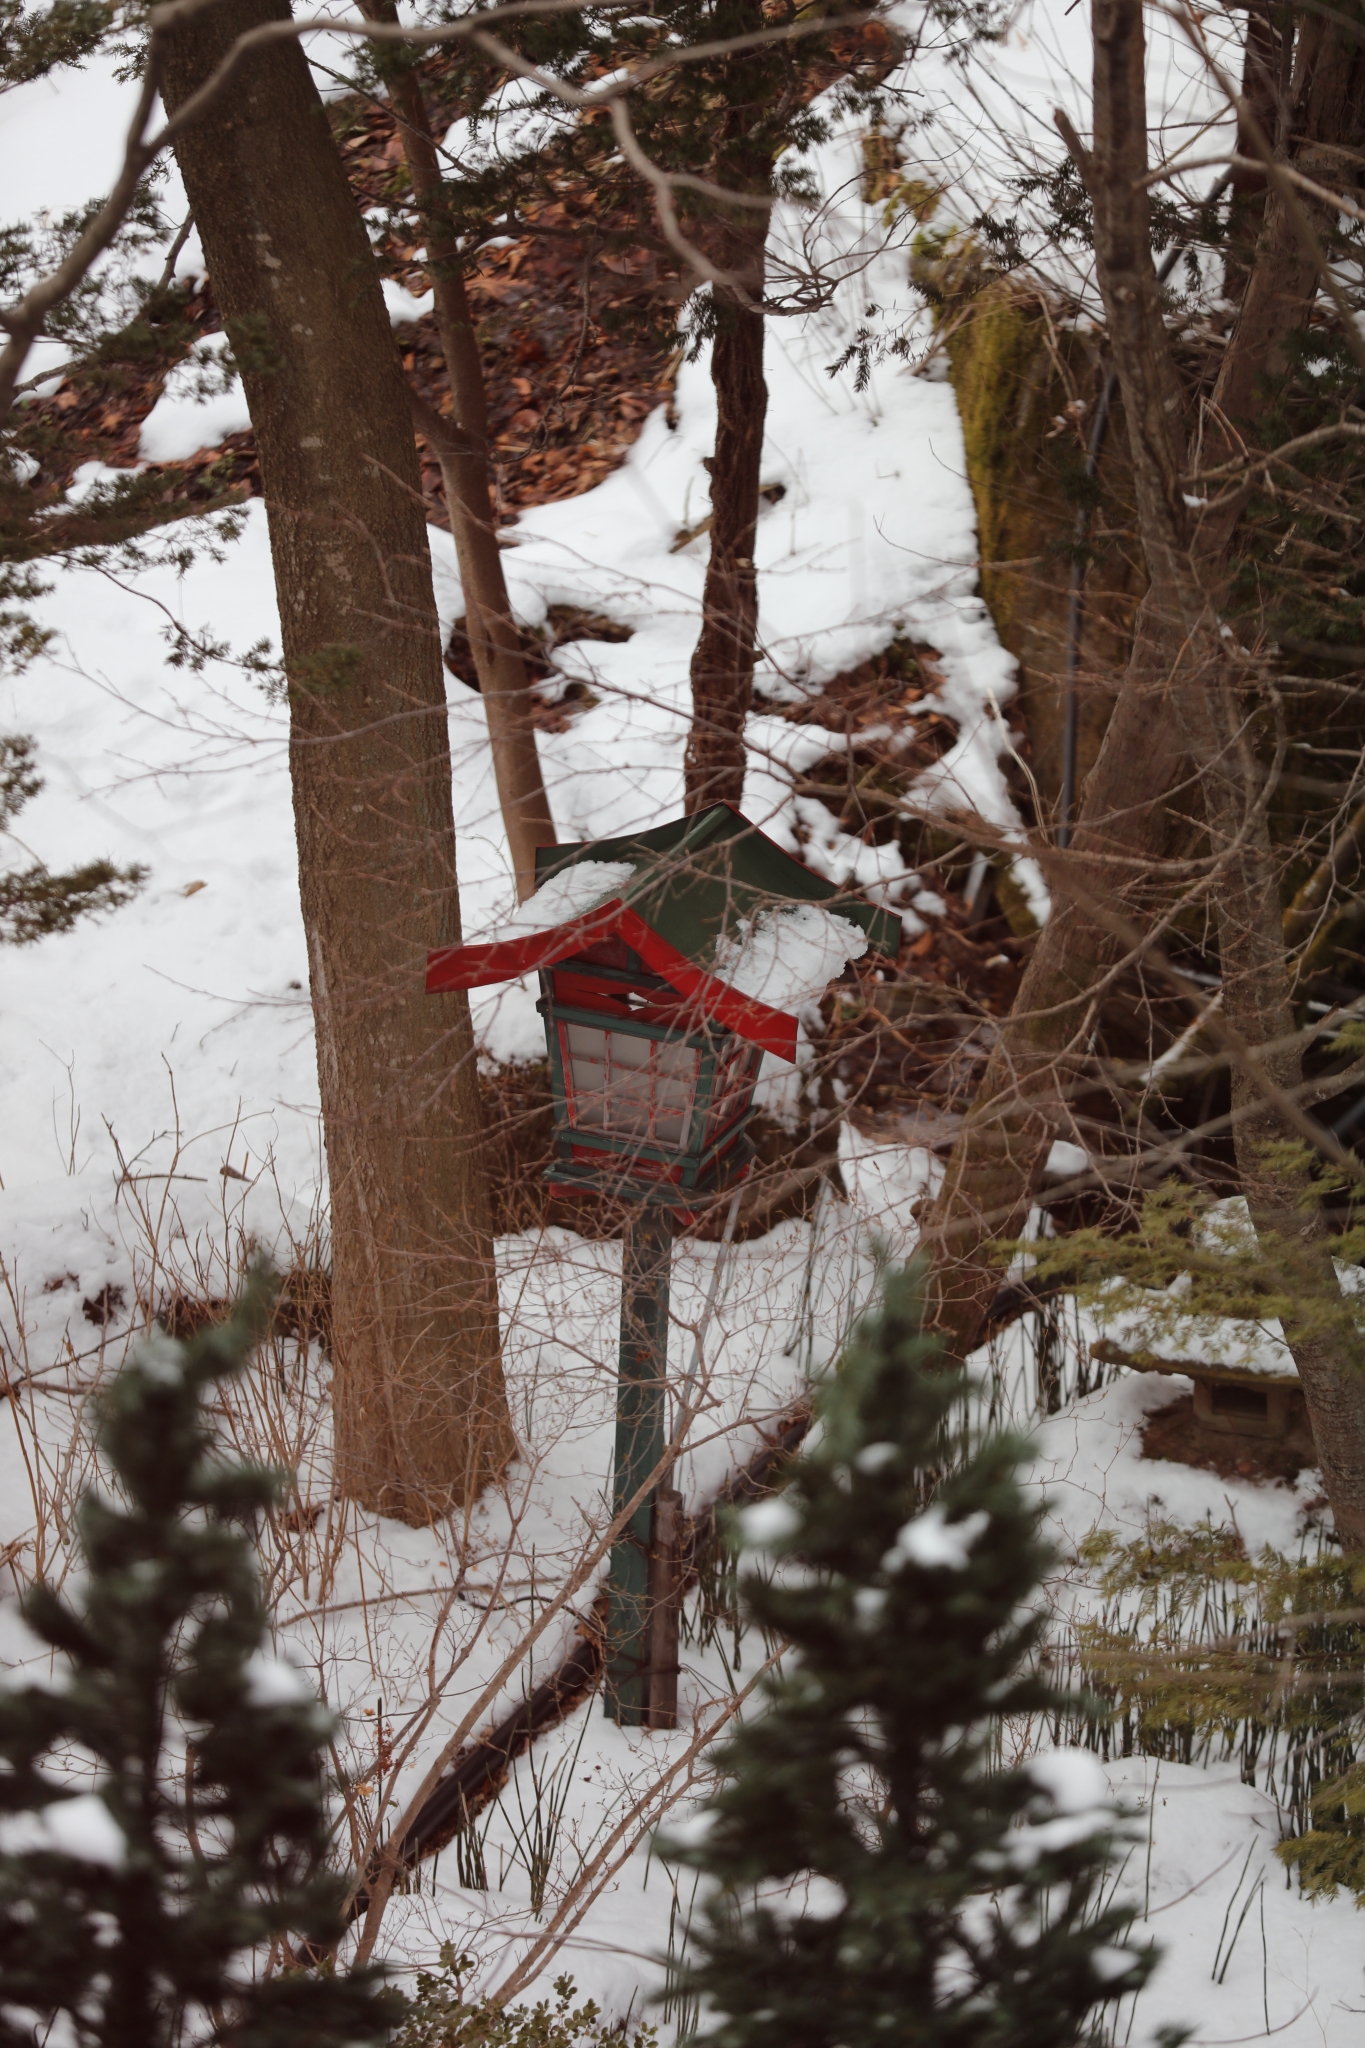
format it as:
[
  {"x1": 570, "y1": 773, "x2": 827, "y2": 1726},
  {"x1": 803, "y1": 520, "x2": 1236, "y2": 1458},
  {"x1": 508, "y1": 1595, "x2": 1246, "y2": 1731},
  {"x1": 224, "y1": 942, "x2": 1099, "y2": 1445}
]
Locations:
[{"x1": 426, "y1": 803, "x2": 901, "y2": 1062}]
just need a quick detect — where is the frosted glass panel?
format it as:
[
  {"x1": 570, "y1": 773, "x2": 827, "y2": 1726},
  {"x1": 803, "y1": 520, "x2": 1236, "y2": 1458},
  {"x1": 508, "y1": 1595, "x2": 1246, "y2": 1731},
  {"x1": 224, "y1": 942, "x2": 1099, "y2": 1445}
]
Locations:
[{"x1": 560, "y1": 1020, "x2": 700, "y2": 1150}]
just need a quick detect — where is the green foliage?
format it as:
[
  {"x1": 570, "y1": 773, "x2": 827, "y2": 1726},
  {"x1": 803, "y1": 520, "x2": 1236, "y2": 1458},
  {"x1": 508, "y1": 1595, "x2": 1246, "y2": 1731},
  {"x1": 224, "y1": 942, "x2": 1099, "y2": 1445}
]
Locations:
[
  {"x1": 0, "y1": 561, "x2": 53, "y2": 671},
  {"x1": 1281, "y1": 1769, "x2": 1365, "y2": 1902},
  {"x1": 0, "y1": 177, "x2": 171, "y2": 360},
  {"x1": 0, "y1": 91, "x2": 246, "y2": 665},
  {"x1": 0, "y1": 731, "x2": 145, "y2": 943},
  {"x1": 393, "y1": 1950, "x2": 655, "y2": 2048},
  {"x1": 0, "y1": 1275, "x2": 396, "y2": 2048},
  {"x1": 0, "y1": 730, "x2": 38, "y2": 828},
  {"x1": 0, "y1": 0, "x2": 110, "y2": 87},
  {"x1": 1009, "y1": 1176, "x2": 1365, "y2": 1366},
  {"x1": 1060, "y1": 1519, "x2": 1365, "y2": 1903},
  {"x1": 657, "y1": 1260, "x2": 1150, "y2": 2048},
  {"x1": 0, "y1": 850, "x2": 146, "y2": 942}
]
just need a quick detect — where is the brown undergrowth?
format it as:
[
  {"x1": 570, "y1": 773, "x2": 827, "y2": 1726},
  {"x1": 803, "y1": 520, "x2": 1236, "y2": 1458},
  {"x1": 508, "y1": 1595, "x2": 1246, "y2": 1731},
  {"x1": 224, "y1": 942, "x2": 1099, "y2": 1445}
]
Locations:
[
  {"x1": 21, "y1": 91, "x2": 682, "y2": 525},
  {"x1": 759, "y1": 636, "x2": 959, "y2": 862}
]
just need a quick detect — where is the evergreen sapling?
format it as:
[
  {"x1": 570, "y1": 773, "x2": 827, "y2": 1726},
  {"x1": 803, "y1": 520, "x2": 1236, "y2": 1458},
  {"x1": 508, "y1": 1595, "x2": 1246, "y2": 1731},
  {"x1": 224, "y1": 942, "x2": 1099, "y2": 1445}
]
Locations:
[
  {"x1": 658, "y1": 1263, "x2": 1157, "y2": 2048},
  {"x1": 0, "y1": 1276, "x2": 395, "y2": 2048}
]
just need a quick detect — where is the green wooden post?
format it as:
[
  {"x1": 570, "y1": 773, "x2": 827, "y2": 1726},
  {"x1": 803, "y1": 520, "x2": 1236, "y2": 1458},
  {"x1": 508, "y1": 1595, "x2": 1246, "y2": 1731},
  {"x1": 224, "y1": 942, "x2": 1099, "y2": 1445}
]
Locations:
[{"x1": 605, "y1": 1202, "x2": 672, "y2": 1725}]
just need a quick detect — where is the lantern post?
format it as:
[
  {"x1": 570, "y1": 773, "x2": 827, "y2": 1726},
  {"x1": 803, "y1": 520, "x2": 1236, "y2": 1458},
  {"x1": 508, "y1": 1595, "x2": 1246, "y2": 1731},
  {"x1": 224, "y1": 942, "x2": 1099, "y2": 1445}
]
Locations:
[
  {"x1": 425, "y1": 804, "x2": 900, "y2": 1731},
  {"x1": 607, "y1": 1201, "x2": 674, "y2": 1723}
]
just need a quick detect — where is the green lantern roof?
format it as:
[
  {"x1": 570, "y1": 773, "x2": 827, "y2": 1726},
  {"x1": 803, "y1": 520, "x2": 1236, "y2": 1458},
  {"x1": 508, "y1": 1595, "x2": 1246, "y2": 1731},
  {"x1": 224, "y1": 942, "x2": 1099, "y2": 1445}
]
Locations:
[
  {"x1": 428, "y1": 803, "x2": 901, "y2": 1061},
  {"x1": 533, "y1": 802, "x2": 901, "y2": 964}
]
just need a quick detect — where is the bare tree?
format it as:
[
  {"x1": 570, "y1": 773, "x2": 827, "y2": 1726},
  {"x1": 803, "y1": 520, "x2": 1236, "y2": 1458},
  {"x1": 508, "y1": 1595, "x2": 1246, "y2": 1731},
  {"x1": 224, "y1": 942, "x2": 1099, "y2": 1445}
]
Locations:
[
  {"x1": 923, "y1": 0, "x2": 1365, "y2": 1543},
  {"x1": 683, "y1": 169, "x2": 771, "y2": 812},
  {"x1": 162, "y1": 0, "x2": 516, "y2": 1523}
]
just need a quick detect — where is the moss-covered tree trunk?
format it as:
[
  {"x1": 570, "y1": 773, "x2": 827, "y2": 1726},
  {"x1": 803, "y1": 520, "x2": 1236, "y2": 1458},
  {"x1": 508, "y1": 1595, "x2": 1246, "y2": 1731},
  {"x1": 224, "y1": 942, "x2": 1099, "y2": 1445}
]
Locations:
[
  {"x1": 163, "y1": 0, "x2": 516, "y2": 1523},
  {"x1": 930, "y1": 274, "x2": 1142, "y2": 820}
]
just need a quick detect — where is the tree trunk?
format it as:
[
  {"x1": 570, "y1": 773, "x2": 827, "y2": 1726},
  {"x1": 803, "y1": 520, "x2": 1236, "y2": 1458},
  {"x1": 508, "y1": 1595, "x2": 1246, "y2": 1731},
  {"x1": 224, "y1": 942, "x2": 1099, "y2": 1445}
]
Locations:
[
  {"x1": 921, "y1": 597, "x2": 1186, "y2": 1359},
  {"x1": 683, "y1": 211, "x2": 769, "y2": 813},
  {"x1": 923, "y1": 0, "x2": 1330, "y2": 1361},
  {"x1": 1221, "y1": 1, "x2": 1278, "y2": 305},
  {"x1": 162, "y1": 0, "x2": 516, "y2": 1523},
  {"x1": 362, "y1": 4, "x2": 556, "y2": 900},
  {"x1": 1214, "y1": 4, "x2": 1365, "y2": 426},
  {"x1": 924, "y1": 0, "x2": 1202, "y2": 1356}
]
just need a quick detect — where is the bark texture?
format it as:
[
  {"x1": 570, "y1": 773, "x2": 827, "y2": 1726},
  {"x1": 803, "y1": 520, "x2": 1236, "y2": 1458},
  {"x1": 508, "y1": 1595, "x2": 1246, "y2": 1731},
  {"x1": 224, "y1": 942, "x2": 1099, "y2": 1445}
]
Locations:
[
  {"x1": 163, "y1": 0, "x2": 516, "y2": 1522},
  {"x1": 682, "y1": 210, "x2": 770, "y2": 813},
  {"x1": 363, "y1": 6, "x2": 555, "y2": 899},
  {"x1": 1215, "y1": 3, "x2": 1365, "y2": 426},
  {"x1": 924, "y1": 0, "x2": 1200, "y2": 1357},
  {"x1": 921, "y1": 601, "x2": 1186, "y2": 1359},
  {"x1": 1221, "y1": 1, "x2": 1278, "y2": 305}
]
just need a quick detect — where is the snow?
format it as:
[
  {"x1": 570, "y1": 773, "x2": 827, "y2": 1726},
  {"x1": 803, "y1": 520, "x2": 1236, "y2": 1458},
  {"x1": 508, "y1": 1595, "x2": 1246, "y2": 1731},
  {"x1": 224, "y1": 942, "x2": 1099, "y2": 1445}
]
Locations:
[
  {"x1": 711, "y1": 902, "x2": 868, "y2": 1014},
  {"x1": 242, "y1": 1649, "x2": 317, "y2": 1708},
  {"x1": 1090, "y1": 1944, "x2": 1140, "y2": 1985},
  {"x1": 6, "y1": 11, "x2": 1365, "y2": 2043},
  {"x1": 994, "y1": 1806, "x2": 1115, "y2": 1871},
  {"x1": 900, "y1": 0, "x2": 1240, "y2": 311},
  {"x1": 473, "y1": 860, "x2": 636, "y2": 943},
  {"x1": 1098, "y1": 1280, "x2": 1305, "y2": 1381},
  {"x1": 440, "y1": 72, "x2": 593, "y2": 178},
  {"x1": 660, "y1": 1808, "x2": 717, "y2": 1850},
  {"x1": 1043, "y1": 1755, "x2": 1363, "y2": 2046},
  {"x1": 136, "y1": 1331, "x2": 185, "y2": 1387},
  {"x1": 138, "y1": 334, "x2": 251, "y2": 463},
  {"x1": 383, "y1": 278, "x2": 436, "y2": 326},
  {"x1": 885, "y1": 1504, "x2": 989, "y2": 1571},
  {"x1": 1026, "y1": 1747, "x2": 1110, "y2": 1816},
  {"x1": 762, "y1": 1871, "x2": 847, "y2": 1924},
  {"x1": 736, "y1": 1499, "x2": 803, "y2": 1551},
  {"x1": 1022, "y1": 1357, "x2": 1319, "y2": 1558},
  {"x1": 0, "y1": 1793, "x2": 128, "y2": 1870}
]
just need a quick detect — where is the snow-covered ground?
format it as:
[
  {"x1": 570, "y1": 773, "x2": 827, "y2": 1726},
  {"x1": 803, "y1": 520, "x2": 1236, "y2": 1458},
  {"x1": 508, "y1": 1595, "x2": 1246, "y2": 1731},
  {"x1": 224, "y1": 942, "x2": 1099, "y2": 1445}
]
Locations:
[{"x1": 5, "y1": 6, "x2": 1364, "y2": 2042}]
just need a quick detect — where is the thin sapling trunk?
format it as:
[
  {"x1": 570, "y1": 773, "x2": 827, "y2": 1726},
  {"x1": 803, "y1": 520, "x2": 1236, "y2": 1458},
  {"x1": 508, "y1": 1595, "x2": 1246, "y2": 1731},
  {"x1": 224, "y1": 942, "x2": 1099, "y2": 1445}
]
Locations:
[
  {"x1": 683, "y1": 210, "x2": 770, "y2": 814},
  {"x1": 363, "y1": 7, "x2": 556, "y2": 901}
]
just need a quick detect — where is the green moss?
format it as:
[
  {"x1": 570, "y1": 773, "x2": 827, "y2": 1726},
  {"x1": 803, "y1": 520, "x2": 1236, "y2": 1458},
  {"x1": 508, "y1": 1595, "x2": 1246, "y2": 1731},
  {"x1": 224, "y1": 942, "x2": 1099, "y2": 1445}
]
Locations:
[
  {"x1": 909, "y1": 261, "x2": 1145, "y2": 812},
  {"x1": 945, "y1": 287, "x2": 1047, "y2": 644},
  {"x1": 994, "y1": 859, "x2": 1040, "y2": 938}
]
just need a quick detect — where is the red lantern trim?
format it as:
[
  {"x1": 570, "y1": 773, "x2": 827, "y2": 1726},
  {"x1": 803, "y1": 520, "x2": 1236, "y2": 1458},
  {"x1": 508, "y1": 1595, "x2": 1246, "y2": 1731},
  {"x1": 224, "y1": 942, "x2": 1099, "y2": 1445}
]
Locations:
[
  {"x1": 425, "y1": 901, "x2": 628, "y2": 993},
  {"x1": 425, "y1": 901, "x2": 800, "y2": 1062}
]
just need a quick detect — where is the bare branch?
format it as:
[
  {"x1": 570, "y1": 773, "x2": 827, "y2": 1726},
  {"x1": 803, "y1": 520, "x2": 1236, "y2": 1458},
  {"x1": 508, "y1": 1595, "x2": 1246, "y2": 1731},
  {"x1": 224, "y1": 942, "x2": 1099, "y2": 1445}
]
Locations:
[{"x1": 0, "y1": 0, "x2": 855, "y2": 421}]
